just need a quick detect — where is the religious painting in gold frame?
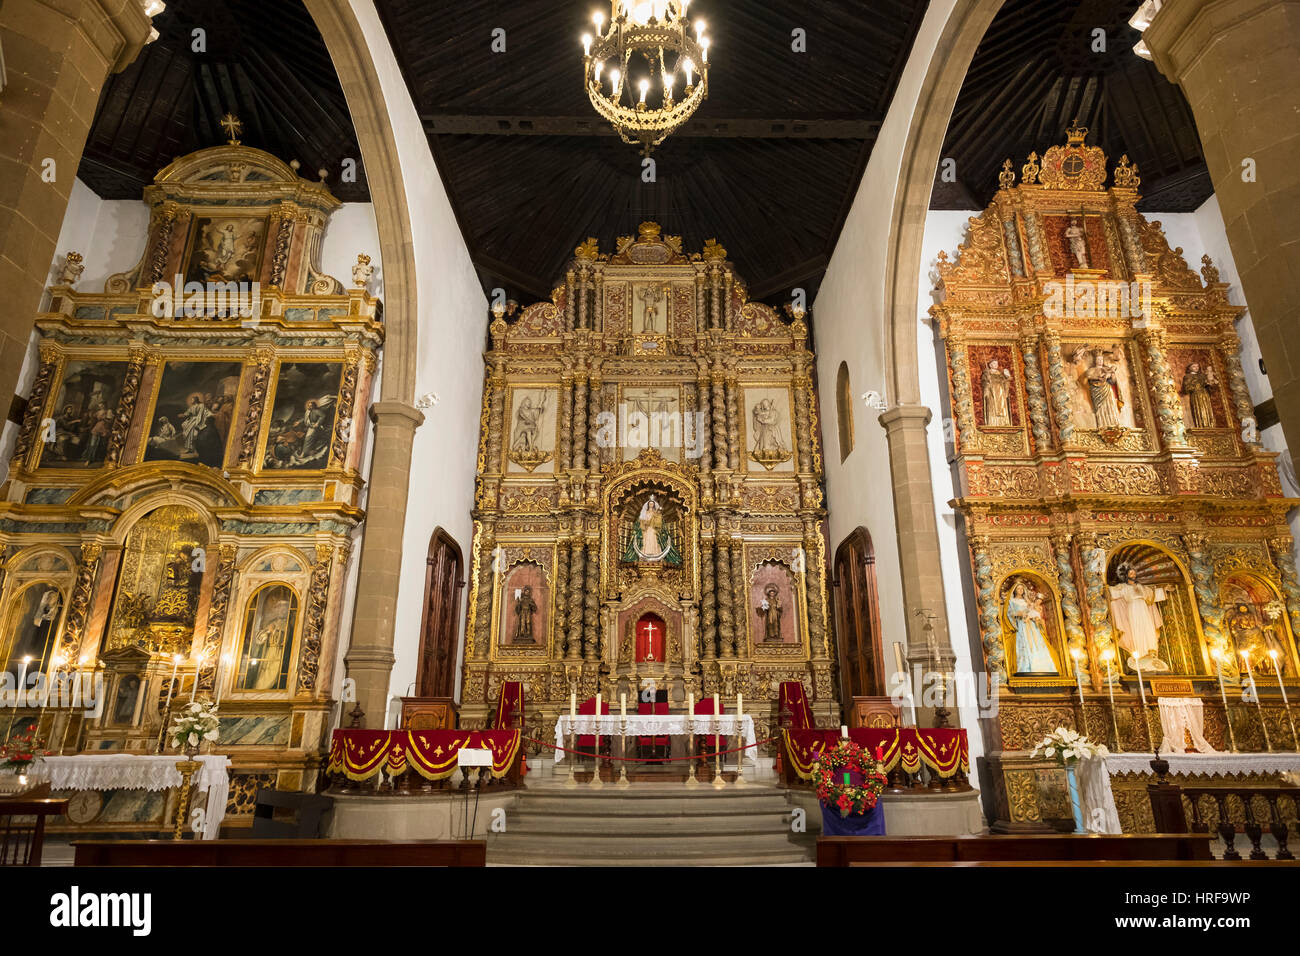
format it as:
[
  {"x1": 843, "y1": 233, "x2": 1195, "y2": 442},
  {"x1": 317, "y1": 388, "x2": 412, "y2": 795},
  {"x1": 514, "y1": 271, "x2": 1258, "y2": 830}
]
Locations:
[
  {"x1": 232, "y1": 583, "x2": 299, "y2": 694},
  {"x1": 259, "y1": 360, "x2": 344, "y2": 472},
  {"x1": 997, "y1": 570, "x2": 1072, "y2": 688},
  {"x1": 140, "y1": 360, "x2": 242, "y2": 469}
]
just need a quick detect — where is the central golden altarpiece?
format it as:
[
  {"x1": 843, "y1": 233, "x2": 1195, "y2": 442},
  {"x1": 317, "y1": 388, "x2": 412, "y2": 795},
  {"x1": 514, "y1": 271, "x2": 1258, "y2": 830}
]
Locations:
[{"x1": 460, "y1": 224, "x2": 835, "y2": 740}]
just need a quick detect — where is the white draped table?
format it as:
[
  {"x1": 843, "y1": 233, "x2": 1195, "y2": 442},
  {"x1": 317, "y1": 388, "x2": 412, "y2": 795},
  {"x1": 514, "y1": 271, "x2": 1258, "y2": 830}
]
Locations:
[
  {"x1": 1104, "y1": 752, "x2": 1300, "y2": 777},
  {"x1": 29, "y1": 754, "x2": 231, "y2": 839},
  {"x1": 554, "y1": 714, "x2": 757, "y2": 764}
]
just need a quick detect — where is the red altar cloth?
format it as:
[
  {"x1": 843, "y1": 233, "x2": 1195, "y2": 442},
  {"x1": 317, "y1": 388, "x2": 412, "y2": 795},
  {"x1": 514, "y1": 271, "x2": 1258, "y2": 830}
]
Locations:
[
  {"x1": 781, "y1": 727, "x2": 969, "y2": 779},
  {"x1": 328, "y1": 728, "x2": 521, "y2": 781}
]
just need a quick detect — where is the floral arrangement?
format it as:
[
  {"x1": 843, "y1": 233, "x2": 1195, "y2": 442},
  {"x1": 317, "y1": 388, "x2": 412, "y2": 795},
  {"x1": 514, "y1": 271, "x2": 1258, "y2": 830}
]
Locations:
[
  {"x1": 812, "y1": 739, "x2": 888, "y2": 818},
  {"x1": 168, "y1": 699, "x2": 220, "y2": 754},
  {"x1": 1, "y1": 723, "x2": 51, "y2": 773},
  {"x1": 1031, "y1": 726, "x2": 1108, "y2": 766}
]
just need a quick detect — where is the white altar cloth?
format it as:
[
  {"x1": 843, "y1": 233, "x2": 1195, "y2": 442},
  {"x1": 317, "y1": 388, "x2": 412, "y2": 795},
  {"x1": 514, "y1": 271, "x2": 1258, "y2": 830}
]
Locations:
[
  {"x1": 1103, "y1": 752, "x2": 1300, "y2": 777},
  {"x1": 554, "y1": 714, "x2": 757, "y2": 764},
  {"x1": 29, "y1": 754, "x2": 231, "y2": 839},
  {"x1": 1156, "y1": 697, "x2": 1216, "y2": 754}
]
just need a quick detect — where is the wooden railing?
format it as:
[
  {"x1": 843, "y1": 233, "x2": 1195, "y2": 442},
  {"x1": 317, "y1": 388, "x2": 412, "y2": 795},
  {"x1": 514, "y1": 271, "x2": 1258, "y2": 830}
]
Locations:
[
  {"x1": 0, "y1": 795, "x2": 69, "y2": 866},
  {"x1": 73, "y1": 839, "x2": 487, "y2": 867}
]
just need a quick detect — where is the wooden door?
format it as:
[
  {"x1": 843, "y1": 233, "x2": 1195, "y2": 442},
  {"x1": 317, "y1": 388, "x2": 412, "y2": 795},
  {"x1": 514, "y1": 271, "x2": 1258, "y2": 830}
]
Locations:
[
  {"x1": 416, "y1": 528, "x2": 465, "y2": 698},
  {"x1": 832, "y1": 528, "x2": 883, "y2": 701}
]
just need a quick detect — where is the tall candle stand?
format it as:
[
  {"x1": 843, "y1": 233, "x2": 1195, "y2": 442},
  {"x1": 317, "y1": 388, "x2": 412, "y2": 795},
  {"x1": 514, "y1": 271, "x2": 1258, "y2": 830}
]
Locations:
[
  {"x1": 589, "y1": 711, "x2": 604, "y2": 789},
  {"x1": 1069, "y1": 648, "x2": 1089, "y2": 739},
  {"x1": 1101, "y1": 650, "x2": 1122, "y2": 752},
  {"x1": 685, "y1": 711, "x2": 699, "y2": 788},
  {"x1": 1241, "y1": 649, "x2": 1272, "y2": 751},
  {"x1": 1268, "y1": 650, "x2": 1299, "y2": 751},
  {"x1": 1134, "y1": 660, "x2": 1156, "y2": 753},
  {"x1": 1211, "y1": 649, "x2": 1238, "y2": 753},
  {"x1": 564, "y1": 714, "x2": 578, "y2": 790},
  {"x1": 712, "y1": 713, "x2": 725, "y2": 789},
  {"x1": 617, "y1": 713, "x2": 630, "y2": 789},
  {"x1": 733, "y1": 701, "x2": 746, "y2": 788}
]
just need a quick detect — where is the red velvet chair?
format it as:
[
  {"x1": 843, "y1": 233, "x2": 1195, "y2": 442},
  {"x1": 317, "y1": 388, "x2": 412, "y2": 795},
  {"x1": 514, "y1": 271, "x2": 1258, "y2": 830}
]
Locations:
[
  {"x1": 576, "y1": 696, "x2": 611, "y2": 758},
  {"x1": 693, "y1": 696, "x2": 727, "y2": 762},
  {"x1": 636, "y1": 688, "x2": 669, "y2": 759},
  {"x1": 778, "y1": 681, "x2": 814, "y2": 730}
]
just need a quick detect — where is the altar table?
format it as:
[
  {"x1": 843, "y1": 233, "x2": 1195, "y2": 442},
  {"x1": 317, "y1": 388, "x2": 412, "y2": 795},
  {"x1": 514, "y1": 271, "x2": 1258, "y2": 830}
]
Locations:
[
  {"x1": 782, "y1": 728, "x2": 970, "y2": 779},
  {"x1": 553, "y1": 714, "x2": 757, "y2": 763},
  {"x1": 1104, "y1": 752, "x2": 1300, "y2": 777},
  {"x1": 328, "y1": 729, "x2": 521, "y2": 781},
  {"x1": 29, "y1": 754, "x2": 231, "y2": 839}
]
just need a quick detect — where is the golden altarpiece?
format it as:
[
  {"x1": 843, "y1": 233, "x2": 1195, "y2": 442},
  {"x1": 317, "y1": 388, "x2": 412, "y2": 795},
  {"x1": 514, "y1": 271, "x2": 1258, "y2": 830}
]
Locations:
[
  {"x1": 0, "y1": 130, "x2": 380, "y2": 829},
  {"x1": 460, "y1": 223, "x2": 836, "y2": 746},
  {"x1": 933, "y1": 127, "x2": 1300, "y2": 830}
]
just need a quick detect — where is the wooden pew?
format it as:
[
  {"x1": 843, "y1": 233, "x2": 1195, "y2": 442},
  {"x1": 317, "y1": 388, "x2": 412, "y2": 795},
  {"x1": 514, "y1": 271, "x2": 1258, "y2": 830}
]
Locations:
[
  {"x1": 817, "y1": 833, "x2": 1214, "y2": 866},
  {"x1": 73, "y1": 839, "x2": 487, "y2": 867}
]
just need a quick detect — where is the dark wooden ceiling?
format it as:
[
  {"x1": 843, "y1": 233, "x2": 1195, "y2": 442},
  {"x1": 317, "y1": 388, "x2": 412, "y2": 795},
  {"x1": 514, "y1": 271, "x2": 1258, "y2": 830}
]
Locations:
[
  {"x1": 932, "y1": 0, "x2": 1211, "y2": 212},
  {"x1": 77, "y1": 0, "x2": 368, "y2": 203},
  {"x1": 373, "y1": 0, "x2": 928, "y2": 305}
]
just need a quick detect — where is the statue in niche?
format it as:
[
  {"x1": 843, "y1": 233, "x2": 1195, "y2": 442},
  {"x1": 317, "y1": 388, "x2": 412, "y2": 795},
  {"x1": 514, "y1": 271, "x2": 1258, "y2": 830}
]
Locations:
[
  {"x1": 980, "y1": 359, "x2": 1013, "y2": 427},
  {"x1": 1075, "y1": 346, "x2": 1125, "y2": 430},
  {"x1": 757, "y1": 583, "x2": 784, "y2": 643},
  {"x1": 1006, "y1": 580, "x2": 1057, "y2": 674},
  {"x1": 152, "y1": 544, "x2": 200, "y2": 623},
  {"x1": 749, "y1": 397, "x2": 792, "y2": 468},
  {"x1": 1065, "y1": 215, "x2": 1089, "y2": 269},
  {"x1": 1180, "y1": 361, "x2": 1218, "y2": 429},
  {"x1": 1226, "y1": 602, "x2": 1290, "y2": 676},
  {"x1": 621, "y1": 493, "x2": 682, "y2": 565},
  {"x1": 635, "y1": 284, "x2": 667, "y2": 333},
  {"x1": 512, "y1": 585, "x2": 538, "y2": 644},
  {"x1": 1108, "y1": 564, "x2": 1169, "y2": 672},
  {"x1": 511, "y1": 395, "x2": 546, "y2": 452}
]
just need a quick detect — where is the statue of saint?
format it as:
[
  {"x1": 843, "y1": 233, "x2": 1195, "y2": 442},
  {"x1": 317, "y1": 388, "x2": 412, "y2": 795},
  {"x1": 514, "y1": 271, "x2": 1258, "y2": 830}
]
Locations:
[
  {"x1": 1226, "y1": 602, "x2": 1289, "y2": 676},
  {"x1": 1179, "y1": 362, "x2": 1217, "y2": 429},
  {"x1": 751, "y1": 398, "x2": 788, "y2": 455},
  {"x1": 1065, "y1": 215, "x2": 1089, "y2": 269},
  {"x1": 1108, "y1": 564, "x2": 1169, "y2": 671},
  {"x1": 512, "y1": 585, "x2": 537, "y2": 643},
  {"x1": 621, "y1": 493, "x2": 682, "y2": 564},
  {"x1": 981, "y1": 359, "x2": 1013, "y2": 427},
  {"x1": 153, "y1": 544, "x2": 198, "y2": 623},
  {"x1": 1007, "y1": 581, "x2": 1057, "y2": 674},
  {"x1": 757, "y1": 583, "x2": 784, "y2": 643},
  {"x1": 1080, "y1": 348, "x2": 1124, "y2": 429},
  {"x1": 511, "y1": 394, "x2": 547, "y2": 452}
]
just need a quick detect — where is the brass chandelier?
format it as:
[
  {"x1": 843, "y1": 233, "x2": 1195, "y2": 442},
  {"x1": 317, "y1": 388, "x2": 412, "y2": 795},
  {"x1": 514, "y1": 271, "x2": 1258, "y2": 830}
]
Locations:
[{"x1": 581, "y1": 1, "x2": 711, "y2": 154}]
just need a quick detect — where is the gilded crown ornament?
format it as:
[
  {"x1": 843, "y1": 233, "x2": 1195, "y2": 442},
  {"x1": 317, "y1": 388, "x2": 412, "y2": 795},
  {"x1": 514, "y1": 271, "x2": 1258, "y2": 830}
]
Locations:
[
  {"x1": 581, "y1": 1, "x2": 711, "y2": 155},
  {"x1": 1021, "y1": 151, "x2": 1040, "y2": 185},
  {"x1": 1113, "y1": 154, "x2": 1141, "y2": 189},
  {"x1": 998, "y1": 159, "x2": 1016, "y2": 190}
]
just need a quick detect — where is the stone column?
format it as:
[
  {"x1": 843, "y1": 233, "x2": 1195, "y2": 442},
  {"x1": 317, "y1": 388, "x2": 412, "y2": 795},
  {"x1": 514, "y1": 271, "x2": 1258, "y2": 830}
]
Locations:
[
  {"x1": 1042, "y1": 330, "x2": 1076, "y2": 445},
  {"x1": 1077, "y1": 532, "x2": 1118, "y2": 681},
  {"x1": 1145, "y1": 0, "x2": 1300, "y2": 480},
  {"x1": 1019, "y1": 334, "x2": 1052, "y2": 450},
  {"x1": 343, "y1": 401, "x2": 423, "y2": 727},
  {"x1": 0, "y1": 0, "x2": 152, "y2": 401},
  {"x1": 1183, "y1": 532, "x2": 1228, "y2": 657},
  {"x1": 1050, "y1": 533, "x2": 1091, "y2": 687},
  {"x1": 1136, "y1": 326, "x2": 1189, "y2": 449},
  {"x1": 879, "y1": 406, "x2": 954, "y2": 657},
  {"x1": 967, "y1": 535, "x2": 1006, "y2": 682}
]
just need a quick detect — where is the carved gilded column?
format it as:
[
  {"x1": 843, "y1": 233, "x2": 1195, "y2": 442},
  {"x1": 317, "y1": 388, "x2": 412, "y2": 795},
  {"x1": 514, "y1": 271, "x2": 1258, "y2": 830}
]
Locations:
[
  {"x1": 710, "y1": 372, "x2": 727, "y2": 470},
  {"x1": 725, "y1": 374, "x2": 741, "y2": 471},
  {"x1": 471, "y1": 525, "x2": 495, "y2": 662},
  {"x1": 694, "y1": 271, "x2": 706, "y2": 335},
  {"x1": 105, "y1": 348, "x2": 146, "y2": 467},
  {"x1": 723, "y1": 271, "x2": 734, "y2": 331},
  {"x1": 564, "y1": 269, "x2": 576, "y2": 331},
  {"x1": 1050, "y1": 533, "x2": 1090, "y2": 687},
  {"x1": 1221, "y1": 335, "x2": 1258, "y2": 443},
  {"x1": 730, "y1": 537, "x2": 745, "y2": 657},
  {"x1": 196, "y1": 544, "x2": 237, "y2": 697},
  {"x1": 1077, "y1": 532, "x2": 1118, "y2": 678},
  {"x1": 583, "y1": 534, "x2": 600, "y2": 661},
  {"x1": 695, "y1": 367, "x2": 713, "y2": 473},
  {"x1": 1043, "y1": 330, "x2": 1076, "y2": 445},
  {"x1": 15, "y1": 342, "x2": 60, "y2": 468},
  {"x1": 146, "y1": 202, "x2": 180, "y2": 285},
  {"x1": 710, "y1": 264, "x2": 722, "y2": 330},
  {"x1": 57, "y1": 543, "x2": 102, "y2": 665},
  {"x1": 576, "y1": 267, "x2": 589, "y2": 330},
  {"x1": 1268, "y1": 536, "x2": 1300, "y2": 645},
  {"x1": 804, "y1": 527, "x2": 830, "y2": 661},
  {"x1": 237, "y1": 348, "x2": 275, "y2": 467},
  {"x1": 968, "y1": 535, "x2": 1006, "y2": 682},
  {"x1": 567, "y1": 541, "x2": 586, "y2": 660},
  {"x1": 944, "y1": 331, "x2": 979, "y2": 453},
  {"x1": 1183, "y1": 532, "x2": 1227, "y2": 656},
  {"x1": 1137, "y1": 326, "x2": 1189, "y2": 449},
  {"x1": 553, "y1": 535, "x2": 570, "y2": 658},
  {"x1": 296, "y1": 545, "x2": 334, "y2": 694},
  {"x1": 701, "y1": 538, "x2": 718, "y2": 660},
  {"x1": 716, "y1": 535, "x2": 735, "y2": 658},
  {"x1": 558, "y1": 372, "x2": 574, "y2": 473},
  {"x1": 329, "y1": 349, "x2": 362, "y2": 468},
  {"x1": 792, "y1": 366, "x2": 814, "y2": 473},
  {"x1": 267, "y1": 206, "x2": 295, "y2": 288},
  {"x1": 593, "y1": 271, "x2": 604, "y2": 332},
  {"x1": 586, "y1": 372, "x2": 603, "y2": 470},
  {"x1": 1019, "y1": 334, "x2": 1052, "y2": 450},
  {"x1": 571, "y1": 376, "x2": 588, "y2": 470},
  {"x1": 1022, "y1": 211, "x2": 1049, "y2": 273}
]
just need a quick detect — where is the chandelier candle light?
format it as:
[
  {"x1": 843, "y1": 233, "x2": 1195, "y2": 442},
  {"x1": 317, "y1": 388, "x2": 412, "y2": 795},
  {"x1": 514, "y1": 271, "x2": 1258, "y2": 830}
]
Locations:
[{"x1": 582, "y1": 1, "x2": 711, "y2": 154}]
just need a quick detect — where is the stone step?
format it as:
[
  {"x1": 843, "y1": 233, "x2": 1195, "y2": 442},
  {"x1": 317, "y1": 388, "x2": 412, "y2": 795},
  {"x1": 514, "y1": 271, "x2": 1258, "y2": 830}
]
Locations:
[
  {"x1": 506, "y1": 812, "x2": 794, "y2": 835},
  {"x1": 487, "y1": 832, "x2": 813, "y2": 864}
]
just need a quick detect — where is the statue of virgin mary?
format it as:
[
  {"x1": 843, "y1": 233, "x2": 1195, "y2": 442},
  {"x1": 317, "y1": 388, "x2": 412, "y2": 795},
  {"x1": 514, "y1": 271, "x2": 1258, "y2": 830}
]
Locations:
[{"x1": 622, "y1": 494, "x2": 683, "y2": 565}]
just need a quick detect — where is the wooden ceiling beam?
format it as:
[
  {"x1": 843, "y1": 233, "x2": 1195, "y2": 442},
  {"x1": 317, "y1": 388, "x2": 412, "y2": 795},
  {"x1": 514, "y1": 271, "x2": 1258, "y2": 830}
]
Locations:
[{"x1": 420, "y1": 114, "x2": 880, "y2": 140}]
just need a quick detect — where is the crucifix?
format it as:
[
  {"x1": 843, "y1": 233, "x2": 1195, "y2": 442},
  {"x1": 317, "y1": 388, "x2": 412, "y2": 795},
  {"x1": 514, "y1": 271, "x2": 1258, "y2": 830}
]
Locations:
[
  {"x1": 635, "y1": 615, "x2": 665, "y2": 664},
  {"x1": 220, "y1": 113, "x2": 243, "y2": 146}
]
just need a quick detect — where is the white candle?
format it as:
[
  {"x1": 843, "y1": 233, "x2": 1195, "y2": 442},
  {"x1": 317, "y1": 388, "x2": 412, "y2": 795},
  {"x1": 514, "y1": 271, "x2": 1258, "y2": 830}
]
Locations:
[
  {"x1": 596, "y1": 692, "x2": 601, "y2": 720},
  {"x1": 189, "y1": 656, "x2": 199, "y2": 702},
  {"x1": 620, "y1": 692, "x2": 627, "y2": 719},
  {"x1": 570, "y1": 689, "x2": 576, "y2": 720},
  {"x1": 1270, "y1": 651, "x2": 1290, "y2": 707},
  {"x1": 688, "y1": 691, "x2": 694, "y2": 712},
  {"x1": 736, "y1": 692, "x2": 742, "y2": 717},
  {"x1": 713, "y1": 692, "x2": 719, "y2": 715},
  {"x1": 840, "y1": 724, "x2": 849, "y2": 739}
]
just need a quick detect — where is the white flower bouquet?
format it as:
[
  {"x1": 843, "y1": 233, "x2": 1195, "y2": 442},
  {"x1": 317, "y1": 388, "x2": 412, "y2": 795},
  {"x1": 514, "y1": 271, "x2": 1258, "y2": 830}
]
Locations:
[
  {"x1": 1031, "y1": 726, "x2": 1108, "y2": 766},
  {"x1": 169, "y1": 699, "x2": 220, "y2": 754}
]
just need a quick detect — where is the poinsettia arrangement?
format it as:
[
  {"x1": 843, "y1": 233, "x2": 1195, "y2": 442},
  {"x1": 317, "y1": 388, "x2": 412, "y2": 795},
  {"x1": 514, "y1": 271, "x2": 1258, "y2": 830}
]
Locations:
[
  {"x1": 811, "y1": 739, "x2": 888, "y2": 818},
  {"x1": 1031, "y1": 726, "x2": 1108, "y2": 766},
  {"x1": 168, "y1": 699, "x2": 220, "y2": 753},
  {"x1": 1, "y1": 723, "x2": 52, "y2": 772}
]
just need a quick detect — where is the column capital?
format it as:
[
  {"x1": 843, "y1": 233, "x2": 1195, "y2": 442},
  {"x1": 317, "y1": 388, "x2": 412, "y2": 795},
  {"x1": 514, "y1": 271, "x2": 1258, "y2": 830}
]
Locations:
[
  {"x1": 368, "y1": 400, "x2": 425, "y2": 430},
  {"x1": 878, "y1": 404, "x2": 934, "y2": 431},
  {"x1": 1144, "y1": 0, "x2": 1286, "y2": 86}
]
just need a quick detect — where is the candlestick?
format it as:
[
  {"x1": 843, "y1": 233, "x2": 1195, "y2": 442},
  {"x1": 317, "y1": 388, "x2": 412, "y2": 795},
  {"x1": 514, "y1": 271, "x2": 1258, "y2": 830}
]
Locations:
[
  {"x1": 1212, "y1": 649, "x2": 1238, "y2": 752},
  {"x1": 214, "y1": 653, "x2": 231, "y2": 707},
  {"x1": 734, "y1": 692, "x2": 745, "y2": 787},
  {"x1": 1069, "y1": 647, "x2": 1089, "y2": 739},
  {"x1": 840, "y1": 724, "x2": 849, "y2": 739},
  {"x1": 1240, "y1": 649, "x2": 1272, "y2": 751},
  {"x1": 591, "y1": 692, "x2": 603, "y2": 788},
  {"x1": 712, "y1": 692, "x2": 724, "y2": 789},
  {"x1": 156, "y1": 654, "x2": 182, "y2": 754},
  {"x1": 688, "y1": 691, "x2": 694, "y2": 713},
  {"x1": 570, "y1": 687, "x2": 577, "y2": 721},
  {"x1": 189, "y1": 655, "x2": 200, "y2": 702},
  {"x1": 620, "y1": 691, "x2": 627, "y2": 719},
  {"x1": 1102, "y1": 650, "x2": 1122, "y2": 752},
  {"x1": 1268, "y1": 650, "x2": 1299, "y2": 750}
]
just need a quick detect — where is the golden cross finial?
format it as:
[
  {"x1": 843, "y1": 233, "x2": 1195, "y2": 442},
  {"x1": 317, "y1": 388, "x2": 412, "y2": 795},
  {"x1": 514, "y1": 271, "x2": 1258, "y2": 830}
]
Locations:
[{"x1": 219, "y1": 113, "x2": 243, "y2": 145}]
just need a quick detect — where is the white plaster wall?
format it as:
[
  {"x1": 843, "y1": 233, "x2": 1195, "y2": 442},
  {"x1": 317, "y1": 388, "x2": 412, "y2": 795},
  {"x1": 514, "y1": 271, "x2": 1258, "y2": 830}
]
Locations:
[
  {"x1": 320, "y1": 203, "x2": 383, "y2": 299},
  {"x1": 348, "y1": 0, "x2": 488, "y2": 725}
]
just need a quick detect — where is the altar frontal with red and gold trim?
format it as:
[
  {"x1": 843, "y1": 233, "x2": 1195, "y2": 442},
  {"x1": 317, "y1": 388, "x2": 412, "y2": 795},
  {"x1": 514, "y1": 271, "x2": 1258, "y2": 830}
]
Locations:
[
  {"x1": 328, "y1": 729, "x2": 522, "y2": 781},
  {"x1": 782, "y1": 728, "x2": 969, "y2": 779}
]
